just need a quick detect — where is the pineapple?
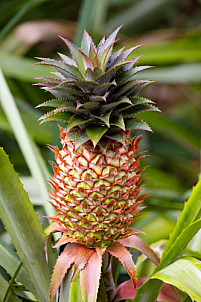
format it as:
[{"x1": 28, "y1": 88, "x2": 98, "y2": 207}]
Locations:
[{"x1": 36, "y1": 27, "x2": 160, "y2": 302}]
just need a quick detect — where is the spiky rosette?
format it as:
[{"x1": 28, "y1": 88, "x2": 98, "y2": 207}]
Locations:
[{"x1": 36, "y1": 26, "x2": 159, "y2": 148}]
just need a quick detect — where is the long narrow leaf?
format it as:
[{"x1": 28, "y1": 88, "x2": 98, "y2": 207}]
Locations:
[
  {"x1": 0, "y1": 68, "x2": 54, "y2": 217},
  {"x1": 0, "y1": 148, "x2": 55, "y2": 302},
  {"x1": 163, "y1": 178, "x2": 201, "y2": 255}
]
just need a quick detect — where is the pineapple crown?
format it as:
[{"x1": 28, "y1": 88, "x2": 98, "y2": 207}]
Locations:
[{"x1": 36, "y1": 27, "x2": 159, "y2": 148}]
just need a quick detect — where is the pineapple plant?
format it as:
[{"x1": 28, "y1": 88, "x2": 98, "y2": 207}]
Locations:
[{"x1": 36, "y1": 27, "x2": 160, "y2": 302}]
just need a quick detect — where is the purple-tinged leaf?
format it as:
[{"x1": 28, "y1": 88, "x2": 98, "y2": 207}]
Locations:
[
  {"x1": 59, "y1": 36, "x2": 94, "y2": 75},
  {"x1": 49, "y1": 243, "x2": 80, "y2": 302},
  {"x1": 81, "y1": 30, "x2": 97, "y2": 62},
  {"x1": 58, "y1": 53, "x2": 77, "y2": 66},
  {"x1": 35, "y1": 57, "x2": 82, "y2": 80},
  {"x1": 97, "y1": 26, "x2": 122, "y2": 60},
  {"x1": 93, "y1": 81, "x2": 116, "y2": 96},
  {"x1": 84, "y1": 67, "x2": 104, "y2": 81},
  {"x1": 107, "y1": 45, "x2": 141, "y2": 70},
  {"x1": 80, "y1": 247, "x2": 104, "y2": 302},
  {"x1": 119, "y1": 235, "x2": 160, "y2": 266},
  {"x1": 72, "y1": 246, "x2": 94, "y2": 280},
  {"x1": 107, "y1": 242, "x2": 137, "y2": 287}
]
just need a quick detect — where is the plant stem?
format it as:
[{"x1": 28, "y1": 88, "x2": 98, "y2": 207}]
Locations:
[{"x1": 3, "y1": 261, "x2": 23, "y2": 302}]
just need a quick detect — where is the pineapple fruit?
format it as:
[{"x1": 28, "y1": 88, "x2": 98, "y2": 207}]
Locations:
[{"x1": 36, "y1": 27, "x2": 160, "y2": 302}]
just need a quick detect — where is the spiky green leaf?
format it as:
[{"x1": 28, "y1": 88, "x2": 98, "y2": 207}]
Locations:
[
  {"x1": 110, "y1": 115, "x2": 125, "y2": 130},
  {"x1": 75, "y1": 131, "x2": 90, "y2": 150},
  {"x1": 67, "y1": 115, "x2": 89, "y2": 132},
  {"x1": 121, "y1": 104, "x2": 160, "y2": 117},
  {"x1": 39, "y1": 111, "x2": 73, "y2": 124},
  {"x1": 125, "y1": 118, "x2": 152, "y2": 131},
  {"x1": 86, "y1": 126, "x2": 108, "y2": 147},
  {"x1": 93, "y1": 111, "x2": 111, "y2": 127}
]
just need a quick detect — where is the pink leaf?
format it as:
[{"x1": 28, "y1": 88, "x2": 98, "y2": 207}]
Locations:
[
  {"x1": 44, "y1": 222, "x2": 66, "y2": 262},
  {"x1": 72, "y1": 246, "x2": 94, "y2": 280},
  {"x1": 158, "y1": 283, "x2": 183, "y2": 302},
  {"x1": 53, "y1": 233, "x2": 77, "y2": 248},
  {"x1": 107, "y1": 242, "x2": 137, "y2": 287},
  {"x1": 80, "y1": 247, "x2": 105, "y2": 302},
  {"x1": 49, "y1": 243, "x2": 80, "y2": 302},
  {"x1": 119, "y1": 235, "x2": 160, "y2": 266},
  {"x1": 115, "y1": 278, "x2": 148, "y2": 302}
]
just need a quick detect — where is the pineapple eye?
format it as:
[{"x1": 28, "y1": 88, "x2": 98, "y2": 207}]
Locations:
[
  {"x1": 78, "y1": 187, "x2": 85, "y2": 195},
  {"x1": 99, "y1": 185, "x2": 106, "y2": 194},
  {"x1": 109, "y1": 168, "x2": 116, "y2": 176},
  {"x1": 114, "y1": 190, "x2": 120, "y2": 198},
  {"x1": 85, "y1": 173, "x2": 91, "y2": 181}
]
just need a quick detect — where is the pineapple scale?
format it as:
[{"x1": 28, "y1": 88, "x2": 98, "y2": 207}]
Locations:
[{"x1": 49, "y1": 127, "x2": 145, "y2": 247}]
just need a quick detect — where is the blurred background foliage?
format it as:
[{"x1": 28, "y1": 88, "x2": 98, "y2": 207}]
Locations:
[{"x1": 0, "y1": 0, "x2": 201, "y2": 288}]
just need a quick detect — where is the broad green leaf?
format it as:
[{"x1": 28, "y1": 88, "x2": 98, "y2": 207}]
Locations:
[
  {"x1": 86, "y1": 126, "x2": 108, "y2": 147},
  {"x1": 153, "y1": 257, "x2": 201, "y2": 301},
  {"x1": 0, "y1": 242, "x2": 37, "y2": 296},
  {"x1": 164, "y1": 178, "x2": 201, "y2": 254},
  {"x1": 0, "y1": 148, "x2": 55, "y2": 302},
  {"x1": 0, "y1": 68, "x2": 54, "y2": 217}
]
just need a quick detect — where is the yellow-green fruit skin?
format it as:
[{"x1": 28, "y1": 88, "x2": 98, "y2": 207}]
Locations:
[{"x1": 49, "y1": 127, "x2": 145, "y2": 247}]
